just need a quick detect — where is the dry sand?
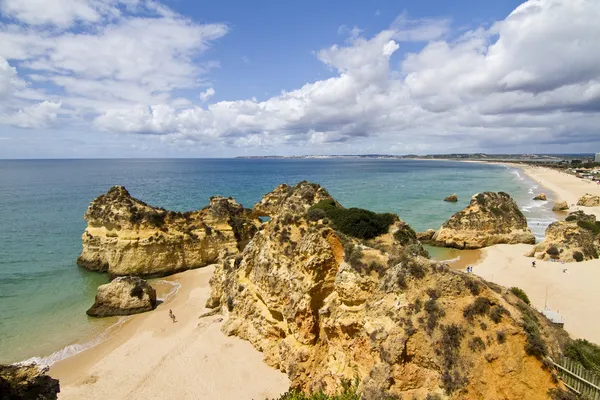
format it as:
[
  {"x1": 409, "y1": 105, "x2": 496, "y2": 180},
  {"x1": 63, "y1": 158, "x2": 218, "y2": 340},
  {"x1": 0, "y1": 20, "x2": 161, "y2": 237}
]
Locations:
[
  {"x1": 50, "y1": 266, "x2": 289, "y2": 400},
  {"x1": 473, "y1": 164, "x2": 600, "y2": 345}
]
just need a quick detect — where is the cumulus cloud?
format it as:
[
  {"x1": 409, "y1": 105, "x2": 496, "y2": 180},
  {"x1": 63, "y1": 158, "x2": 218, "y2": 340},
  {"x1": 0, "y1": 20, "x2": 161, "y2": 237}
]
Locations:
[
  {"x1": 2, "y1": 101, "x2": 61, "y2": 128},
  {"x1": 2, "y1": 0, "x2": 600, "y2": 153},
  {"x1": 199, "y1": 87, "x2": 215, "y2": 102}
]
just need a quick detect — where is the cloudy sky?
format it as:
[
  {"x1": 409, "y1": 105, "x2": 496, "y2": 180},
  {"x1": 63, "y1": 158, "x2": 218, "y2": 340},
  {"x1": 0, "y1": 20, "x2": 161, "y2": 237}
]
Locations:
[{"x1": 0, "y1": 0, "x2": 599, "y2": 158}]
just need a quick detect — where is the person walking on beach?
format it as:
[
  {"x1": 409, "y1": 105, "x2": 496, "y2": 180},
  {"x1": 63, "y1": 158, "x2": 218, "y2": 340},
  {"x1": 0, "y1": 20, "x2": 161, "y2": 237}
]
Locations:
[
  {"x1": 532, "y1": 261, "x2": 536, "y2": 268},
  {"x1": 169, "y1": 309, "x2": 177, "y2": 323}
]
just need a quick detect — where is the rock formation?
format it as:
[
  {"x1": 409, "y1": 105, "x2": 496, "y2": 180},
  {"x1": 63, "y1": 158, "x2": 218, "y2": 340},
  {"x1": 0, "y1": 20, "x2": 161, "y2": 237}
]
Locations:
[
  {"x1": 416, "y1": 229, "x2": 436, "y2": 242},
  {"x1": 0, "y1": 364, "x2": 60, "y2": 399},
  {"x1": 552, "y1": 201, "x2": 569, "y2": 211},
  {"x1": 208, "y1": 183, "x2": 563, "y2": 399},
  {"x1": 252, "y1": 181, "x2": 340, "y2": 218},
  {"x1": 533, "y1": 193, "x2": 547, "y2": 201},
  {"x1": 444, "y1": 194, "x2": 458, "y2": 202},
  {"x1": 430, "y1": 192, "x2": 535, "y2": 249},
  {"x1": 577, "y1": 193, "x2": 600, "y2": 207},
  {"x1": 527, "y1": 211, "x2": 600, "y2": 262},
  {"x1": 77, "y1": 186, "x2": 260, "y2": 277},
  {"x1": 87, "y1": 276, "x2": 157, "y2": 317}
]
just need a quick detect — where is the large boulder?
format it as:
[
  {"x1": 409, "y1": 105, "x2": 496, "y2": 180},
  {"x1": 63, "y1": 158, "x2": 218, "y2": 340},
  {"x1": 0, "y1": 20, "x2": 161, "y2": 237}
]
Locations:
[
  {"x1": 533, "y1": 193, "x2": 547, "y2": 201},
  {"x1": 577, "y1": 193, "x2": 600, "y2": 207},
  {"x1": 77, "y1": 186, "x2": 260, "y2": 277},
  {"x1": 0, "y1": 364, "x2": 60, "y2": 399},
  {"x1": 87, "y1": 276, "x2": 157, "y2": 317},
  {"x1": 444, "y1": 194, "x2": 458, "y2": 202},
  {"x1": 527, "y1": 211, "x2": 600, "y2": 262},
  {"x1": 208, "y1": 184, "x2": 562, "y2": 399},
  {"x1": 552, "y1": 201, "x2": 569, "y2": 211},
  {"x1": 431, "y1": 192, "x2": 535, "y2": 249}
]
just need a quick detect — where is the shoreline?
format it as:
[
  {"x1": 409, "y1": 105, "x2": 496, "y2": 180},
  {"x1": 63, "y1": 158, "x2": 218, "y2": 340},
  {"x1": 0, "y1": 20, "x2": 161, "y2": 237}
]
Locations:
[
  {"x1": 471, "y1": 162, "x2": 600, "y2": 344},
  {"x1": 49, "y1": 266, "x2": 290, "y2": 400}
]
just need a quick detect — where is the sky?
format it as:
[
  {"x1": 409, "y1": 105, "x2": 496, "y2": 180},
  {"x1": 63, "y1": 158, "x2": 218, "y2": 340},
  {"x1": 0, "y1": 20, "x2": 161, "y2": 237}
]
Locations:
[{"x1": 0, "y1": 0, "x2": 599, "y2": 158}]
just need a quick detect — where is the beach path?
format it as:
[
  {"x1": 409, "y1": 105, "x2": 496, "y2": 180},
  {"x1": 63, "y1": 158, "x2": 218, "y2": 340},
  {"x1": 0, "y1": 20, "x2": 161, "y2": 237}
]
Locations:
[{"x1": 50, "y1": 266, "x2": 290, "y2": 400}]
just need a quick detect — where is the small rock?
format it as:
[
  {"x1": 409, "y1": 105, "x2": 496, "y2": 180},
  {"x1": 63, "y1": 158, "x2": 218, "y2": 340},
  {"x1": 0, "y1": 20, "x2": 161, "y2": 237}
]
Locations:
[
  {"x1": 444, "y1": 193, "x2": 458, "y2": 202},
  {"x1": 87, "y1": 276, "x2": 157, "y2": 317},
  {"x1": 577, "y1": 193, "x2": 600, "y2": 207},
  {"x1": 533, "y1": 193, "x2": 547, "y2": 201}
]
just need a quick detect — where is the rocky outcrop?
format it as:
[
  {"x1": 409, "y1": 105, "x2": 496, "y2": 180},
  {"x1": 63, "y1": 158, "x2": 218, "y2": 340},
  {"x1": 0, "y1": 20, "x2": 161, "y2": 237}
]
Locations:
[
  {"x1": 252, "y1": 181, "x2": 340, "y2": 218},
  {"x1": 416, "y1": 229, "x2": 436, "y2": 242},
  {"x1": 77, "y1": 186, "x2": 260, "y2": 277},
  {"x1": 552, "y1": 201, "x2": 569, "y2": 211},
  {"x1": 431, "y1": 192, "x2": 535, "y2": 249},
  {"x1": 0, "y1": 364, "x2": 60, "y2": 399},
  {"x1": 577, "y1": 193, "x2": 600, "y2": 207},
  {"x1": 208, "y1": 185, "x2": 562, "y2": 399},
  {"x1": 527, "y1": 211, "x2": 600, "y2": 262},
  {"x1": 87, "y1": 276, "x2": 157, "y2": 317},
  {"x1": 444, "y1": 194, "x2": 458, "y2": 202},
  {"x1": 533, "y1": 193, "x2": 547, "y2": 201}
]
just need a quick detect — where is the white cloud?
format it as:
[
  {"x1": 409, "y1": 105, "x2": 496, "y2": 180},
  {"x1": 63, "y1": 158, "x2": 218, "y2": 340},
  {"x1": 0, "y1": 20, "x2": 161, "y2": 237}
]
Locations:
[
  {"x1": 2, "y1": 0, "x2": 600, "y2": 154},
  {"x1": 2, "y1": 101, "x2": 61, "y2": 128},
  {"x1": 199, "y1": 87, "x2": 215, "y2": 102},
  {"x1": 0, "y1": 57, "x2": 20, "y2": 99}
]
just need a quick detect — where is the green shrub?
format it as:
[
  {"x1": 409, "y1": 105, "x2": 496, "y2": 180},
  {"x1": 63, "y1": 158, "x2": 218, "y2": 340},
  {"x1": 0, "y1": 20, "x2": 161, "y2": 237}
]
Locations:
[
  {"x1": 510, "y1": 287, "x2": 531, "y2": 305},
  {"x1": 425, "y1": 299, "x2": 445, "y2": 334},
  {"x1": 464, "y1": 278, "x2": 481, "y2": 296},
  {"x1": 307, "y1": 200, "x2": 395, "y2": 239},
  {"x1": 565, "y1": 339, "x2": 600, "y2": 373},
  {"x1": 496, "y1": 330, "x2": 506, "y2": 344},
  {"x1": 275, "y1": 379, "x2": 360, "y2": 400},
  {"x1": 577, "y1": 220, "x2": 600, "y2": 235},
  {"x1": 463, "y1": 297, "x2": 492, "y2": 320},
  {"x1": 468, "y1": 337, "x2": 486, "y2": 352},
  {"x1": 489, "y1": 305, "x2": 510, "y2": 323},
  {"x1": 393, "y1": 226, "x2": 417, "y2": 245},
  {"x1": 517, "y1": 303, "x2": 548, "y2": 359},
  {"x1": 306, "y1": 208, "x2": 326, "y2": 221}
]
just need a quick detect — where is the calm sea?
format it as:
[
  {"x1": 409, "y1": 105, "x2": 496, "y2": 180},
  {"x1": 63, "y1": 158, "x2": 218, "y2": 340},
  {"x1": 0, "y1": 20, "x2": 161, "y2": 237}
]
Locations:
[{"x1": 0, "y1": 159, "x2": 554, "y2": 364}]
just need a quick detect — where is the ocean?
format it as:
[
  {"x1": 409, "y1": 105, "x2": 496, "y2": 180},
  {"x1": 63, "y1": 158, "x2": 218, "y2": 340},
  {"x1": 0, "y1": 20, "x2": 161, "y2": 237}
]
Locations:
[{"x1": 0, "y1": 158, "x2": 555, "y2": 364}]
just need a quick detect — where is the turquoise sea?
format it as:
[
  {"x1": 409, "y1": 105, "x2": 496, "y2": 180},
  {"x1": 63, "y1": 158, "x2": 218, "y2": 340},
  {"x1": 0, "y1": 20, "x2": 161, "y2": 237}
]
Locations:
[{"x1": 0, "y1": 159, "x2": 556, "y2": 364}]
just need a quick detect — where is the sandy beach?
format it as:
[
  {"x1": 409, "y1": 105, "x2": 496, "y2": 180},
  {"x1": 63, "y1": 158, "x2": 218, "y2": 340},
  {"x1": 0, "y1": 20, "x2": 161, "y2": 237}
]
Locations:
[
  {"x1": 473, "y1": 163, "x2": 600, "y2": 345},
  {"x1": 49, "y1": 266, "x2": 289, "y2": 400}
]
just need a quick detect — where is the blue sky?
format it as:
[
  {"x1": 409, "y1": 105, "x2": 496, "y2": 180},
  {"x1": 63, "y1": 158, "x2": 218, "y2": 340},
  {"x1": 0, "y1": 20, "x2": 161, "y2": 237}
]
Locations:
[{"x1": 0, "y1": 0, "x2": 599, "y2": 158}]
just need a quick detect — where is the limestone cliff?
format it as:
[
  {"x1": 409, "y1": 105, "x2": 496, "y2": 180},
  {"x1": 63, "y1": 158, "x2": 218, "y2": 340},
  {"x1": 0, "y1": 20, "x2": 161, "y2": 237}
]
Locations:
[
  {"x1": 577, "y1": 193, "x2": 600, "y2": 207},
  {"x1": 208, "y1": 186, "x2": 563, "y2": 399},
  {"x1": 0, "y1": 364, "x2": 60, "y2": 399},
  {"x1": 431, "y1": 192, "x2": 535, "y2": 249},
  {"x1": 77, "y1": 186, "x2": 259, "y2": 277},
  {"x1": 527, "y1": 211, "x2": 600, "y2": 262}
]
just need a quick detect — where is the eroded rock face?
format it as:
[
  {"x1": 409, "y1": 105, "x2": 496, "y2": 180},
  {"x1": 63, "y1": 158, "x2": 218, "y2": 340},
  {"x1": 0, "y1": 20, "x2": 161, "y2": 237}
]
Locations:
[
  {"x1": 552, "y1": 201, "x2": 569, "y2": 211},
  {"x1": 577, "y1": 193, "x2": 600, "y2": 207},
  {"x1": 533, "y1": 193, "x2": 547, "y2": 201},
  {"x1": 444, "y1": 194, "x2": 458, "y2": 202},
  {"x1": 527, "y1": 211, "x2": 600, "y2": 262},
  {"x1": 0, "y1": 364, "x2": 60, "y2": 399},
  {"x1": 252, "y1": 181, "x2": 340, "y2": 218},
  {"x1": 87, "y1": 276, "x2": 157, "y2": 317},
  {"x1": 431, "y1": 192, "x2": 535, "y2": 249},
  {"x1": 77, "y1": 186, "x2": 259, "y2": 277},
  {"x1": 208, "y1": 186, "x2": 561, "y2": 399},
  {"x1": 416, "y1": 229, "x2": 436, "y2": 242}
]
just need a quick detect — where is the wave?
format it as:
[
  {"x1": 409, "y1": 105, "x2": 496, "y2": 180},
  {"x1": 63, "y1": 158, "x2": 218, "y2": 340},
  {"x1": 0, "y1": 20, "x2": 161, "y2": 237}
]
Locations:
[
  {"x1": 156, "y1": 279, "x2": 181, "y2": 303},
  {"x1": 17, "y1": 316, "x2": 133, "y2": 368}
]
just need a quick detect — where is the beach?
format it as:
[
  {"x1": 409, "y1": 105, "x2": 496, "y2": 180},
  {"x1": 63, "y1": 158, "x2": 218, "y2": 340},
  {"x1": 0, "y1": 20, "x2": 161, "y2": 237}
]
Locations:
[
  {"x1": 49, "y1": 266, "x2": 290, "y2": 400},
  {"x1": 473, "y1": 164, "x2": 600, "y2": 344}
]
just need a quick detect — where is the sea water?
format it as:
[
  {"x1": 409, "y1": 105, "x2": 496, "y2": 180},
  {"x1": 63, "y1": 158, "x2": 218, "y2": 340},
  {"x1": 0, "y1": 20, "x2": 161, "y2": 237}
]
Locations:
[{"x1": 0, "y1": 159, "x2": 555, "y2": 364}]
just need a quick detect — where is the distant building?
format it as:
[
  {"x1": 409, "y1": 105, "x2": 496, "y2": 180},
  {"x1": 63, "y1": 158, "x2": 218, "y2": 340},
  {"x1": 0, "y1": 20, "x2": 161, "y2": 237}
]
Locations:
[{"x1": 596, "y1": 153, "x2": 600, "y2": 162}]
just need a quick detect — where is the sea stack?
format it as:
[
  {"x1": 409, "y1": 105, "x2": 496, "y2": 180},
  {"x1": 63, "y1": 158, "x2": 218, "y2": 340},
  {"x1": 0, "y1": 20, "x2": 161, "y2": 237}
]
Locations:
[
  {"x1": 87, "y1": 276, "x2": 157, "y2": 317},
  {"x1": 552, "y1": 201, "x2": 569, "y2": 211},
  {"x1": 208, "y1": 182, "x2": 564, "y2": 398},
  {"x1": 444, "y1": 193, "x2": 458, "y2": 202},
  {"x1": 77, "y1": 186, "x2": 260, "y2": 277},
  {"x1": 431, "y1": 192, "x2": 535, "y2": 249},
  {"x1": 533, "y1": 193, "x2": 547, "y2": 201}
]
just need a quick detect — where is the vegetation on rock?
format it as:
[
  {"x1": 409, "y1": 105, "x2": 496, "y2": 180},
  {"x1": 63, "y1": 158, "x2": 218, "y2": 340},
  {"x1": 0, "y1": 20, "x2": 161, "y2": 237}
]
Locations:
[{"x1": 510, "y1": 287, "x2": 531, "y2": 305}]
